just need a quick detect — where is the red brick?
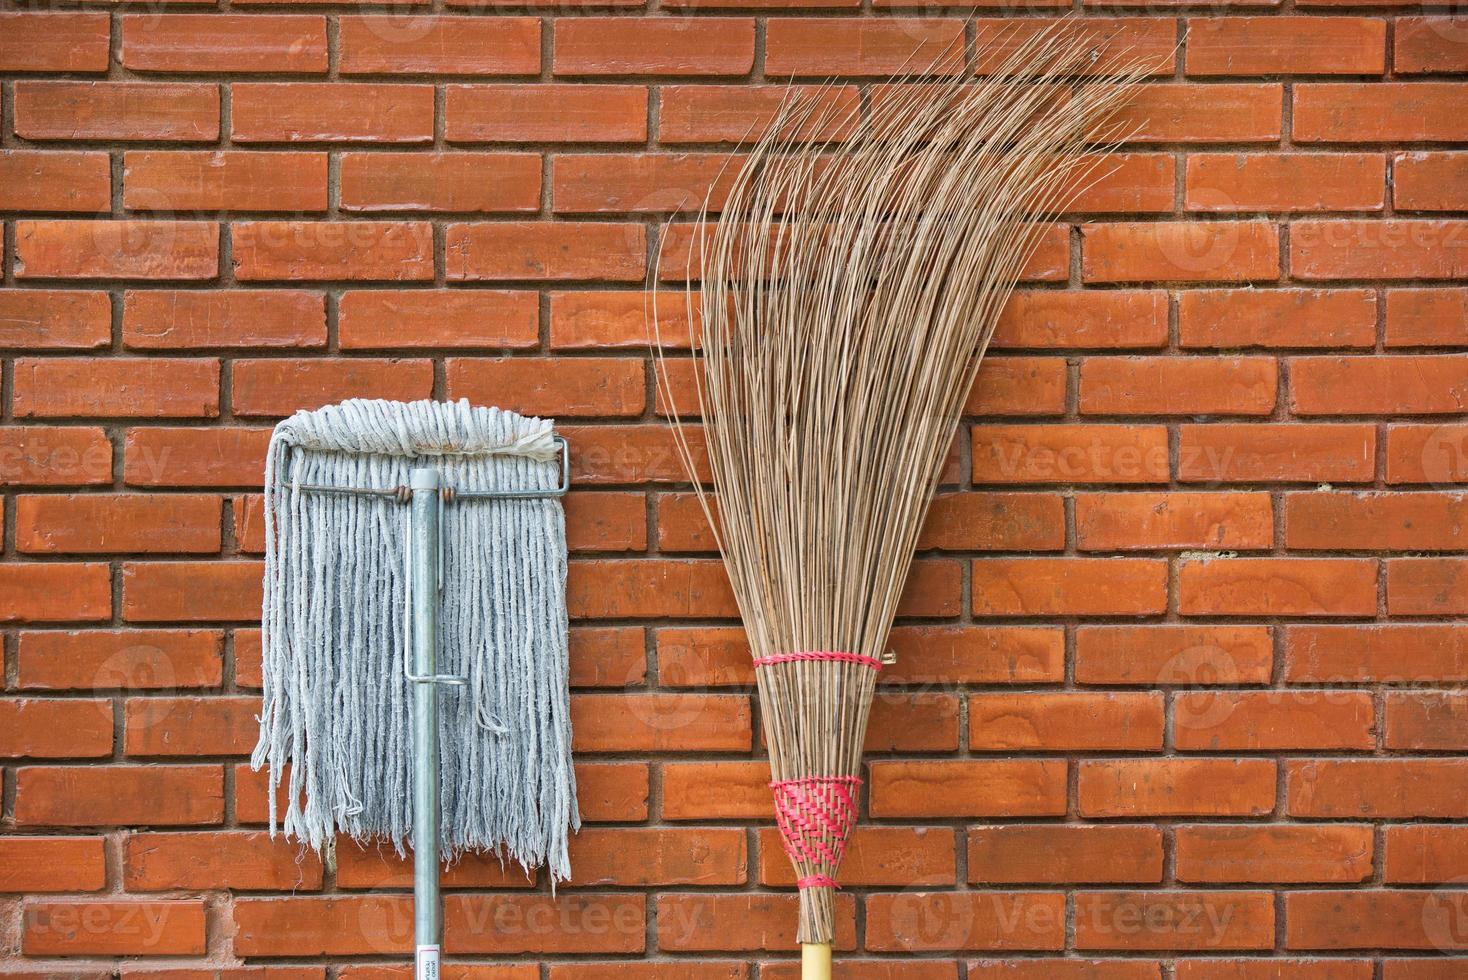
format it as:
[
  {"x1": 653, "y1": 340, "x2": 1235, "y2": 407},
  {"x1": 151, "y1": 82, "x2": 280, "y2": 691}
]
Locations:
[
  {"x1": 1382, "y1": 963, "x2": 1468, "y2": 980},
  {"x1": 1388, "y1": 558, "x2": 1468, "y2": 615},
  {"x1": 1076, "y1": 625, "x2": 1274, "y2": 686},
  {"x1": 868, "y1": 760, "x2": 1067, "y2": 818},
  {"x1": 1075, "y1": 891, "x2": 1273, "y2": 951},
  {"x1": 766, "y1": 19, "x2": 965, "y2": 76},
  {"x1": 0, "y1": 13, "x2": 110, "y2": 72},
  {"x1": 1180, "y1": 557, "x2": 1376, "y2": 617},
  {"x1": 567, "y1": 559, "x2": 735, "y2": 619},
  {"x1": 231, "y1": 83, "x2": 433, "y2": 143},
  {"x1": 656, "y1": 894, "x2": 852, "y2": 953},
  {"x1": 759, "y1": 826, "x2": 956, "y2": 887},
  {"x1": 1286, "y1": 624, "x2": 1468, "y2": 683},
  {"x1": 570, "y1": 693, "x2": 750, "y2": 752},
  {"x1": 552, "y1": 968, "x2": 745, "y2": 980},
  {"x1": 973, "y1": 424, "x2": 1169, "y2": 485},
  {"x1": 763, "y1": 965, "x2": 949, "y2": 980},
  {"x1": 1080, "y1": 356, "x2": 1277, "y2": 415},
  {"x1": 341, "y1": 152, "x2": 540, "y2": 213},
  {"x1": 964, "y1": 358, "x2": 1068, "y2": 416},
  {"x1": 576, "y1": 762, "x2": 650, "y2": 822},
  {"x1": 231, "y1": 358, "x2": 433, "y2": 416},
  {"x1": 1385, "y1": 824, "x2": 1468, "y2": 883},
  {"x1": 1186, "y1": 153, "x2": 1384, "y2": 212},
  {"x1": 550, "y1": 291, "x2": 696, "y2": 349},
  {"x1": 1293, "y1": 220, "x2": 1468, "y2": 280},
  {"x1": 1079, "y1": 759, "x2": 1276, "y2": 817},
  {"x1": 659, "y1": 84, "x2": 859, "y2": 144},
  {"x1": 1395, "y1": 18, "x2": 1468, "y2": 73},
  {"x1": 16, "y1": 493, "x2": 220, "y2": 554},
  {"x1": 1114, "y1": 84, "x2": 1283, "y2": 143},
  {"x1": 866, "y1": 692, "x2": 960, "y2": 752},
  {"x1": 1176, "y1": 825, "x2": 1372, "y2": 884},
  {"x1": 446, "y1": 357, "x2": 645, "y2": 418},
  {"x1": 0, "y1": 563, "x2": 112, "y2": 623},
  {"x1": 972, "y1": 558, "x2": 1167, "y2": 616},
  {"x1": 0, "y1": 699, "x2": 113, "y2": 759},
  {"x1": 1285, "y1": 491, "x2": 1468, "y2": 550},
  {"x1": 24, "y1": 900, "x2": 206, "y2": 957},
  {"x1": 1385, "y1": 423, "x2": 1468, "y2": 484},
  {"x1": 569, "y1": 828, "x2": 746, "y2": 887},
  {"x1": 122, "y1": 560, "x2": 263, "y2": 622},
  {"x1": 124, "y1": 290, "x2": 326, "y2": 349},
  {"x1": 1178, "y1": 423, "x2": 1376, "y2": 483},
  {"x1": 1083, "y1": 221, "x2": 1279, "y2": 283},
  {"x1": 1295, "y1": 83, "x2": 1467, "y2": 142},
  {"x1": 568, "y1": 626, "x2": 646, "y2": 686},
  {"x1": 1394, "y1": 152, "x2": 1468, "y2": 211},
  {"x1": 1386, "y1": 288, "x2": 1467, "y2": 347},
  {"x1": 14, "y1": 357, "x2": 218, "y2": 420},
  {"x1": 447, "y1": 222, "x2": 645, "y2": 282},
  {"x1": 448, "y1": 895, "x2": 646, "y2": 954},
  {"x1": 1186, "y1": 17, "x2": 1385, "y2": 76},
  {"x1": 555, "y1": 18, "x2": 754, "y2": 77},
  {"x1": 1174, "y1": 691, "x2": 1375, "y2": 751},
  {"x1": 15, "y1": 764, "x2": 223, "y2": 826},
  {"x1": 918, "y1": 493, "x2": 1065, "y2": 551},
  {"x1": 339, "y1": 290, "x2": 536, "y2": 350},
  {"x1": 969, "y1": 692, "x2": 1164, "y2": 751},
  {"x1": 968, "y1": 825, "x2": 1164, "y2": 884},
  {"x1": 0, "y1": 150, "x2": 111, "y2": 213},
  {"x1": 994, "y1": 291, "x2": 1168, "y2": 350},
  {"x1": 121, "y1": 15, "x2": 326, "y2": 73},
  {"x1": 0, "y1": 837, "x2": 107, "y2": 893},
  {"x1": 123, "y1": 151, "x2": 326, "y2": 212},
  {"x1": 234, "y1": 627, "x2": 265, "y2": 684},
  {"x1": 865, "y1": 892, "x2": 1062, "y2": 953},
  {"x1": 1285, "y1": 890, "x2": 1468, "y2": 950},
  {"x1": 14, "y1": 82, "x2": 219, "y2": 142},
  {"x1": 1179, "y1": 288, "x2": 1375, "y2": 349},
  {"x1": 971, "y1": 963, "x2": 1162, "y2": 980},
  {"x1": 125, "y1": 695, "x2": 258, "y2": 756},
  {"x1": 15, "y1": 220, "x2": 219, "y2": 281},
  {"x1": 554, "y1": 153, "x2": 737, "y2": 214},
  {"x1": 446, "y1": 84, "x2": 647, "y2": 143},
  {"x1": 15, "y1": 628, "x2": 223, "y2": 691},
  {"x1": 339, "y1": 16, "x2": 538, "y2": 75},
  {"x1": 1289, "y1": 759, "x2": 1468, "y2": 818},
  {"x1": 232, "y1": 221, "x2": 432, "y2": 282},
  {"x1": 1077, "y1": 491, "x2": 1272, "y2": 551},
  {"x1": 0, "y1": 290, "x2": 111, "y2": 349},
  {"x1": 124, "y1": 426, "x2": 271, "y2": 488},
  {"x1": 1292, "y1": 355, "x2": 1468, "y2": 413},
  {"x1": 335, "y1": 839, "x2": 536, "y2": 890},
  {"x1": 232, "y1": 896, "x2": 414, "y2": 956},
  {"x1": 125, "y1": 831, "x2": 323, "y2": 891},
  {"x1": 1385, "y1": 692, "x2": 1468, "y2": 751},
  {"x1": 560, "y1": 423, "x2": 707, "y2": 485}
]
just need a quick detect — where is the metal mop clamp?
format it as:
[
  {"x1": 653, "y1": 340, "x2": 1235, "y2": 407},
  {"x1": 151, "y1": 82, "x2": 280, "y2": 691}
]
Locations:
[{"x1": 253, "y1": 400, "x2": 576, "y2": 979}]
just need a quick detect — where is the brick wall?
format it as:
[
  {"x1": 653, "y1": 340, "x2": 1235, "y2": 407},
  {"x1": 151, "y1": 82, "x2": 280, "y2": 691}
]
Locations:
[{"x1": 1, "y1": 3, "x2": 1466, "y2": 978}]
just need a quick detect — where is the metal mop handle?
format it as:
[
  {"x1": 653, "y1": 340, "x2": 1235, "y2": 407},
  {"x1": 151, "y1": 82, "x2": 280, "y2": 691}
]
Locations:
[{"x1": 409, "y1": 467, "x2": 447, "y2": 980}]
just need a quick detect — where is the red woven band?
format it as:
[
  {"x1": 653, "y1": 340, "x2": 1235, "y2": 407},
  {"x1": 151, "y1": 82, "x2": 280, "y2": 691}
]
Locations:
[
  {"x1": 752, "y1": 651, "x2": 884, "y2": 670},
  {"x1": 770, "y1": 775, "x2": 862, "y2": 888}
]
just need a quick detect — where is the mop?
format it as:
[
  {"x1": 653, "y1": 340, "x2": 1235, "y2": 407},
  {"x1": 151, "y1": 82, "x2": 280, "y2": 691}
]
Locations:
[{"x1": 251, "y1": 397, "x2": 576, "y2": 977}]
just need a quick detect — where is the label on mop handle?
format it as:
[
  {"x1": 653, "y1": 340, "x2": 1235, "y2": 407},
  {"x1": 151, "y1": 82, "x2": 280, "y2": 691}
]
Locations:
[{"x1": 415, "y1": 944, "x2": 440, "y2": 980}]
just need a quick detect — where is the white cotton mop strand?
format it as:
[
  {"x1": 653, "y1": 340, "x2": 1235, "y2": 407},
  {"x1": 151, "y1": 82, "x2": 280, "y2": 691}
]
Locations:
[{"x1": 251, "y1": 397, "x2": 578, "y2": 883}]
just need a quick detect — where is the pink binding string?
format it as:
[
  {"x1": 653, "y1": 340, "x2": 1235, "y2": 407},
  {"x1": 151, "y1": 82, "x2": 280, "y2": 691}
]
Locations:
[
  {"x1": 770, "y1": 775, "x2": 862, "y2": 890},
  {"x1": 752, "y1": 650, "x2": 884, "y2": 670}
]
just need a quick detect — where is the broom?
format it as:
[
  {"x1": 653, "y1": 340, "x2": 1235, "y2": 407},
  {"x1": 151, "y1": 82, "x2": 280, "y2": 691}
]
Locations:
[{"x1": 656, "y1": 24, "x2": 1147, "y2": 974}]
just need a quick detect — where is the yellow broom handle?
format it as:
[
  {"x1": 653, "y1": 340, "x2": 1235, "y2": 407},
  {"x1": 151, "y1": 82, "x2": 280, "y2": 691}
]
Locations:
[{"x1": 802, "y1": 943, "x2": 831, "y2": 980}]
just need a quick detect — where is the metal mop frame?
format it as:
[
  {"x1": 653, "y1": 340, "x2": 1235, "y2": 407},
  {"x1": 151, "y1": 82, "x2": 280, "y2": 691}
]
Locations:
[{"x1": 296, "y1": 437, "x2": 570, "y2": 980}]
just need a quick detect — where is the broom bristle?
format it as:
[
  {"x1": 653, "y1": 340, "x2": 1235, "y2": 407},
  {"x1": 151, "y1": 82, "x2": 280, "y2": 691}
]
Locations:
[{"x1": 655, "y1": 22, "x2": 1151, "y2": 945}]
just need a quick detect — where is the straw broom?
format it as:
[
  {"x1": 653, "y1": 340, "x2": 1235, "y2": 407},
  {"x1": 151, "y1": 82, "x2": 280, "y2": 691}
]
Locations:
[{"x1": 656, "y1": 23, "x2": 1147, "y2": 974}]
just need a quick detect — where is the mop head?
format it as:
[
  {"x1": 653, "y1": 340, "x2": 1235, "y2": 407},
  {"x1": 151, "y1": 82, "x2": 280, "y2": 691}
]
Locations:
[{"x1": 251, "y1": 398, "x2": 577, "y2": 882}]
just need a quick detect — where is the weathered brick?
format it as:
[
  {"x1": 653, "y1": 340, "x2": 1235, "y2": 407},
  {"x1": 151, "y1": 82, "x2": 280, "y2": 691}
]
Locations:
[
  {"x1": 15, "y1": 220, "x2": 219, "y2": 281},
  {"x1": 15, "y1": 82, "x2": 219, "y2": 142},
  {"x1": 120, "y1": 15, "x2": 327, "y2": 73}
]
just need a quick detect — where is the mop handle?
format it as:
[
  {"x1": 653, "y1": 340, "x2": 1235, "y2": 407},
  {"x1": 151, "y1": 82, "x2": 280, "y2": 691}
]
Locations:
[
  {"x1": 409, "y1": 467, "x2": 444, "y2": 980},
  {"x1": 803, "y1": 942, "x2": 831, "y2": 979}
]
